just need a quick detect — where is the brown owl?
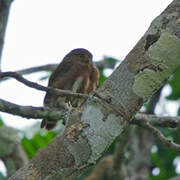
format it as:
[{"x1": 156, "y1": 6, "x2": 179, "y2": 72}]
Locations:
[{"x1": 41, "y1": 48, "x2": 99, "y2": 130}]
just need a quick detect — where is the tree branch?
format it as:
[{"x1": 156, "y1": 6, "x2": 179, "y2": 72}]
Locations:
[
  {"x1": 0, "y1": 71, "x2": 89, "y2": 99},
  {"x1": 16, "y1": 63, "x2": 57, "y2": 75},
  {"x1": 0, "y1": 98, "x2": 64, "y2": 120},
  {"x1": 1, "y1": 97, "x2": 180, "y2": 129},
  {"x1": 133, "y1": 113, "x2": 180, "y2": 128},
  {"x1": 139, "y1": 121, "x2": 180, "y2": 154},
  {"x1": 133, "y1": 113, "x2": 180, "y2": 155}
]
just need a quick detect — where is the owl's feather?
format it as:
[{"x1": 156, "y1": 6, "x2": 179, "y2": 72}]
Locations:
[{"x1": 41, "y1": 48, "x2": 99, "y2": 130}]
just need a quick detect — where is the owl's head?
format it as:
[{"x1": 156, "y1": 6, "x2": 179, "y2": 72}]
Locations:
[{"x1": 66, "y1": 48, "x2": 93, "y2": 65}]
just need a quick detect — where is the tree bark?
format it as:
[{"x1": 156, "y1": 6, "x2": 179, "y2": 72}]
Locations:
[{"x1": 8, "y1": 0, "x2": 180, "y2": 179}]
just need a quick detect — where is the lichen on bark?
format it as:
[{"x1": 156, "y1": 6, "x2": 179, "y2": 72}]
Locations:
[{"x1": 133, "y1": 32, "x2": 180, "y2": 100}]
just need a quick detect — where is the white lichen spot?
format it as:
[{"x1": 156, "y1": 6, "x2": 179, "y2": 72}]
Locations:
[{"x1": 81, "y1": 105, "x2": 125, "y2": 164}]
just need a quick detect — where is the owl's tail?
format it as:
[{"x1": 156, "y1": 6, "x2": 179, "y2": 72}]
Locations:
[{"x1": 40, "y1": 119, "x2": 57, "y2": 130}]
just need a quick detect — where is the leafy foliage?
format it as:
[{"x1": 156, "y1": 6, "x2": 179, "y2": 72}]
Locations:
[
  {"x1": 22, "y1": 131, "x2": 57, "y2": 159},
  {"x1": 150, "y1": 142, "x2": 178, "y2": 179},
  {"x1": 0, "y1": 117, "x2": 3, "y2": 127},
  {"x1": 178, "y1": 108, "x2": 180, "y2": 116}
]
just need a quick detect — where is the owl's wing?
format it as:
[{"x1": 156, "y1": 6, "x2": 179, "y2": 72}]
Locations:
[
  {"x1": 44, "y1": 61, "x2": 73, "y2": 106},
  {"x1": 48, "y1": 60, "x2": 72, "y2": 87},
  {"x1": 44, "y1": 61, "x2": 90, "y2": 106}
]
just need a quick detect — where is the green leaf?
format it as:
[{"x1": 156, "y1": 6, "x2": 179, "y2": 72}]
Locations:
[
  {"x1": 22, "y1": 137, "x2": 37, "y2": 159},
  {"x1": 99, "y1": 70, "x2": 107, "y2": 86},
  {"x1": 0, "y1": 117, "x2": 3, "y2": 127},
  {"x1": 178, "y1": 107, "x2": 180, "y2": 116},
  {"x1": 22, "y1": 131, "x2": 57, "y2": 159}
]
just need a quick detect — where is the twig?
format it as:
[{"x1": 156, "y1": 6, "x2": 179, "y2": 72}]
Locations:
[
  {"x1": 16, "y1": 63, "x2": 57, "y2": 75},
  {"x1": 0, "y1": 71, "x2": 89, "y2": 99},
  {"x1": 0, "y1": 64, "x2": 57, "y2": 82},
  {"x1": 133, "y1": 113, "x2": 180, "y2": 128},
  {"x1": 138, "y1": 121, "x2": 180, "y2": 154}
]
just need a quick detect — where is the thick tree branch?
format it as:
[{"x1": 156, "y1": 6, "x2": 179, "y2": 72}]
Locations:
[
  {"x1": 105, "y1": 86, "x2": 163, "y2": 179},
  {"x1": 7, "y1": 0, "x2": 180, "y2": 179},
  {"x1": 0, "y1": 0, "x2": 14, "y2": 71},
  {"x1": 102, "y1": 76, "x2": 162, "y2": 180},
  {"x1": 0, "y1": 71, "x2": 89, "y2": 99}
]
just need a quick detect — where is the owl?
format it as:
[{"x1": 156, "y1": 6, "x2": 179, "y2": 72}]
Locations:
[{"x1": 41, "y1": 48, "x2": 99, "y2": 130}]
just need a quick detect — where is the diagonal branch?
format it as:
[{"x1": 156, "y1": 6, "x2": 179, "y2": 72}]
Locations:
[
  {"x1": 139, "y1": 121, "x2": 180, "y2": 154},
  {"x1": 0, "y1": 71, "x2": 89, "y2": 99}
]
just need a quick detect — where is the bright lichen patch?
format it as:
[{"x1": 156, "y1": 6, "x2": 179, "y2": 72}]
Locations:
[{"x1": 133, "y1": 32, "x2": 180, "y2": 100}]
